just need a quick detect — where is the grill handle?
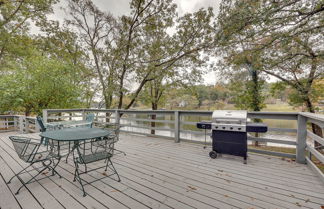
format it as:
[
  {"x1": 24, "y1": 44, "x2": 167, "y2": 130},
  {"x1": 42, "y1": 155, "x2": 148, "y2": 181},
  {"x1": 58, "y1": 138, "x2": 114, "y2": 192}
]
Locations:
[{"x1": 213, "y1": 119, "x2": 243, "y2": 124}]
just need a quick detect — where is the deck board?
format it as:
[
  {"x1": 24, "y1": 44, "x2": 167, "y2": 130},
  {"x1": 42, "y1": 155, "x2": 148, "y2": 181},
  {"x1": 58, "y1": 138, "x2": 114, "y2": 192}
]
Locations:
[
  {"x1": 1, "y1": 131, "x2": 324, "y2": 209},
  {"x1": 117, "y1": 139, "x2": 324, "y2": 195},
  {"x1": 0, "y1": 172, "x2": 21, "y2": 209}
]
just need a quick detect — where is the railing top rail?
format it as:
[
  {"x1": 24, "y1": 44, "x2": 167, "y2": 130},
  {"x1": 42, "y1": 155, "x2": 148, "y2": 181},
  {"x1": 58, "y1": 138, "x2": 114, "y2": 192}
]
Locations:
[
  {"x1": 0, "y1": 115, "x2": 22, "y2": 118},
  {"x1": 45, "y1": 108, "x2": 301, "y2": 115},
  {"x1": 300, "y1": 112, "x2": 324, "y2": 122},
  {"x1": 248, "y1": 111, "x2": 299, "y2": 115}
]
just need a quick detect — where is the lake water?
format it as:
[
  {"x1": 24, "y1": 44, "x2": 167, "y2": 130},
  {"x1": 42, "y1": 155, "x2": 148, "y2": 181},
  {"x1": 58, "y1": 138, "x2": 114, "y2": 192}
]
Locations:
[
  {"x1": 116, "y1": 114, "x2": 298, "y2": 148},
  {"x1": 0, "y1": 112, "x2": 312, "y2": 148}
]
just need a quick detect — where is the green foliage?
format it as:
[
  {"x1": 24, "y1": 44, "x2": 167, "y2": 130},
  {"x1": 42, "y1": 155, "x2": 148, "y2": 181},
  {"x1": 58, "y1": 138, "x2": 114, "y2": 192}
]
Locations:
[
  {"x1": 216, "y1": 0, "x2": 324, "y2": 112},
  {"x1": 0, "y1": 53, "x2": 82, "y2": 115},
  {"x1": 229, "y1": 79, "x2": 266, "y2": 111},
  {"x1": 271, "y1": 80, "x2": 324, "y2": 110}
]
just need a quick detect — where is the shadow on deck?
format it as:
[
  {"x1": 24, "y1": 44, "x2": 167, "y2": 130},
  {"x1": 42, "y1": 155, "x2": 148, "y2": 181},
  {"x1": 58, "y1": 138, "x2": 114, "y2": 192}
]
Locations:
[{"x1": 0, "y1": 131, "x2": 324, "y2": 209}]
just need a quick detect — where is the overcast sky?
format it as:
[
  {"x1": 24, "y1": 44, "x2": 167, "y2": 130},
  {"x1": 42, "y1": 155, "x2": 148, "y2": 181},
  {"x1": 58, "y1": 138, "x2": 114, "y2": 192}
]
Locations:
[{"x1": 48, "y1": 0, "x2": 221, "y2": 85}]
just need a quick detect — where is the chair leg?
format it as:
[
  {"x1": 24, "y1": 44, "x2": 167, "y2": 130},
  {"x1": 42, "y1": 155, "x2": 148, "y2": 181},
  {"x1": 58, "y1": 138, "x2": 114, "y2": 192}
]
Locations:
[
  {"x1": 65, "y1": 142, "x2": 71, "y2": 163},
  {"x1": 15, "y1": 160, "x2": 52, "y2": 195},
  {"x1": 73, "y1": 160, "x2": 86, "y2": 197},
  {"x1": 7, "y1": 163, "x2": 34, "y2": 184},
  {"x1": 50, "y1": 158, "x2": 62, "y2": 178},
  {"x1": 105, "y1": 158, "x2": 121, "y2": 182}
]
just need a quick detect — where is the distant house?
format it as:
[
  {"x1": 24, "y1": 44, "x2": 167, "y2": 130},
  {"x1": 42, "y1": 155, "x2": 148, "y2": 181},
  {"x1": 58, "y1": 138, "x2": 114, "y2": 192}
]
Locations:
[{"x1": 178, "y1": 100, "x2": 187, "y2": 107}]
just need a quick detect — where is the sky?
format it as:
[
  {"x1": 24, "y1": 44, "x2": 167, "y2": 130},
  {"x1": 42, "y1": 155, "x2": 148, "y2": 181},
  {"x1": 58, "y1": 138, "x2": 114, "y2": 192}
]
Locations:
[{"x1": 48, "y1": 0, "x2": 221, "y2": 85}]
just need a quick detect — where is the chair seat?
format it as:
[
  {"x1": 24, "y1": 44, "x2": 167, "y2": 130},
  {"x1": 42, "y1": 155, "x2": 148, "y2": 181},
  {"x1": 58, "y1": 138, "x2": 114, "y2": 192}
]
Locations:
[
  {"x1": 77, "y1": 151, "x2": 112, "y2": 164},
  {"x1": 22, "y1": 150, "x2": 59, "y2": 162}
]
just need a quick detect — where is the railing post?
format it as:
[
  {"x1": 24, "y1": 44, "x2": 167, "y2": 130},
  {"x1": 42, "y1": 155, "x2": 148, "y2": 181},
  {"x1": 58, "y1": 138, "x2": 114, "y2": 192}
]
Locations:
[
  {"x1": 35, "y1": 117, "x2": 41, "y2": 132},
  {"x1": 115, "y1": 110, "x2": 120, "y2": 124},
  {"x1": 19, "y1": 116, "x2": 25, "y2": 133},
  {"x1": 14, "y1": 116, "x2": 18, "y2": 131},
  {"x1": 174, "y1": 111, "x2": 180, "y2": 143},
  {"x1": 297, "y1": 114, "x2": 307, "y2": 164},
  {"x1": 82, "y1": 109, "x2": 86, "y2": 120},
  {"x1": 25, "y1": 118, "x2": 29, "y2": 133},
  {"x1": 43, "y1": 109, "x2": 48, "y2": 123}
]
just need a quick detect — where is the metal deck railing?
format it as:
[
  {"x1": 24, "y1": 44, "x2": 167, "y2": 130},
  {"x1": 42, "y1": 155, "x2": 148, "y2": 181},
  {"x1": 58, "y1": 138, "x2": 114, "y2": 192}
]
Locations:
[{"x1": 1, "y1": 108, "x2": 323, "y2": 182}]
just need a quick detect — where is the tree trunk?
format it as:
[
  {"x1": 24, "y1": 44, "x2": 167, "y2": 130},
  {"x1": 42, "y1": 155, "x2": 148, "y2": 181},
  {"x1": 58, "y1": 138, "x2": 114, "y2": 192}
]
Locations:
[
  {"x1": 151, "y1": 102, "x2": 158, "y2": 135},
  {"x1": 105, "y1": 98, "x2": 112, "y2": 123},
  {"x1": 305, "y1": 96, "x2": 323, "y2": 149},
  {"x1": 250, "y1": 64, "x2": 262, "y2": 146}
]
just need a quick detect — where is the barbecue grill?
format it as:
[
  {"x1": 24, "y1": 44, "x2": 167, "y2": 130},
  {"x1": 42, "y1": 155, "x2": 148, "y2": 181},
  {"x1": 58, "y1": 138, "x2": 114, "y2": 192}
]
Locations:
[{"x1": 197, "y1": 110, "x2": 268, "y2": 164}]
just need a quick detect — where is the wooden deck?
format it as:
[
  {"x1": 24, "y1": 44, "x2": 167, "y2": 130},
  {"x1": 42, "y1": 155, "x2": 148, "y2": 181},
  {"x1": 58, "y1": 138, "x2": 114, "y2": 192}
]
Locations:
[{"x1": 0, "y1": 131, "x2": 324, "y2": 209}]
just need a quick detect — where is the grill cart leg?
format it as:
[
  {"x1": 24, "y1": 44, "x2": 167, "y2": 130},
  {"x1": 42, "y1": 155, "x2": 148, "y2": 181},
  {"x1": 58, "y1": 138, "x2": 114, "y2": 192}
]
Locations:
[
  {"x1": 203, "y1": 129, "x2": 207, "y2": 149},
  {"x1": 244, "y1": 156, "x2": 247, "y2": 164}
]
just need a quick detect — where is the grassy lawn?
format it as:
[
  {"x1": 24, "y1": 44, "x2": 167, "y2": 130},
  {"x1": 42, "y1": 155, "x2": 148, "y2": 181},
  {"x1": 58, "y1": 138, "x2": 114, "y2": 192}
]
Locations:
[
  {"x1": 263, "y1": 104, "x2": 300, "y2": 112},
  {"x1": 195, "y1": 103, "x2": 299, "y2": 112}
]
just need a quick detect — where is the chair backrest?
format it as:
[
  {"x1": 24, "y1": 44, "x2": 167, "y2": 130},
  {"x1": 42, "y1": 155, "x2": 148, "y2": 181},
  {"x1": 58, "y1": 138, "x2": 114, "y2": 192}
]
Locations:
[
  {"x1": 78, "y1": 136, "x2": 115, "y2": 164},
  {"x1": 85, "y1": 113, "x2": 95, "y2": 122},
  {"x1": 36, "y1": 116, "x2": 46, "y2": 132},
  {"x1": 9, "y1": 136, "x2": 39, "y2": 162}
]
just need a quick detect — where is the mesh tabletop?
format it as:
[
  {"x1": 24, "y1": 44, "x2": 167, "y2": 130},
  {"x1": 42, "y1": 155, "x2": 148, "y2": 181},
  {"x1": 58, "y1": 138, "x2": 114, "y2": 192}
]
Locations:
[{"x1": 40, "y1": 127, "x2": 111, "y2": 141}]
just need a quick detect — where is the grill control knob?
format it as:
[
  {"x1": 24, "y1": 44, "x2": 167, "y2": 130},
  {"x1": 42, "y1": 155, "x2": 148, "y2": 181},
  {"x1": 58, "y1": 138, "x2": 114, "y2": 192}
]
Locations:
[
  {"x1": 230, "y1": 127, "x2": 233, "y2": 130},
  {"x1": 238, "y1": 128, "x2": 241, "y2": 130},
  {"x1": 222, "y1": 127, "x2": 225, "y2": 129}
]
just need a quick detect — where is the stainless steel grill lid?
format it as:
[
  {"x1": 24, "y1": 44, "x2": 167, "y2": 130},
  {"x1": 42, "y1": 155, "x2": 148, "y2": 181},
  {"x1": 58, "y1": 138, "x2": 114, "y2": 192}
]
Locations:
[{"x1": 211, "y1": 110, "x2": 247, "y2": 132}]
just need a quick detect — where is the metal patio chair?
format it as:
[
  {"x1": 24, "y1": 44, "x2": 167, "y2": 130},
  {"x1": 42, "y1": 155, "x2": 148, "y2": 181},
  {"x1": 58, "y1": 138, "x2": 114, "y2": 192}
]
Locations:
[
  {"x1": 36, "y1": 116, "x2": 47, "y2": 132},
  {"x1": 7, "y1": 136, "x2": 61, "y2": 195},
  {"x1": 73, "y1": 133, "x2": 121, "y2": 196},
  {"x1": 36, "y1": 116, "x2": 50, "y2": 148},
  {"x1": 96, "y1": 123, "x2": 126, "y2": 156},
  {"x1": 85, "y1": 113, "x2": 95, "y2": 128}
]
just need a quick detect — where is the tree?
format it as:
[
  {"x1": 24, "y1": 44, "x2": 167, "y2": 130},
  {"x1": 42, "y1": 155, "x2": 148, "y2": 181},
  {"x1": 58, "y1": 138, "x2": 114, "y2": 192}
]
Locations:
[
  {"x1": 216, "y1": 0, "x2": 324, "y2": 139},
  {"x1": 66, "y1": 0, "x2": 116, "y2": 110},
  {"x1": 36, "y1": 20, "x2": 95, "y2": 107},
  {"x1": 65, "y1": 0, "x2": 215, "y2": 113},
  {"x1": 124, "y1": 4, "x2": 214, "y2": 111},
  {"x1": 0, "y1": 51, "x2": 82, "y2": 115},
  {"x1": 0, "y1": 0, "x2": 57, "y2": 62},
  {"x1": 227, "y1": 66, "x2": 266, "y2": 111}
]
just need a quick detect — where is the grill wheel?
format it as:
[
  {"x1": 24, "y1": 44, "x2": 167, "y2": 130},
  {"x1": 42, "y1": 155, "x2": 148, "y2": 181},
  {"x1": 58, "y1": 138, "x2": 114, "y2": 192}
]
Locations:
[{"x1": 209, "y1": 151, "x2": 217, "y2": 159}]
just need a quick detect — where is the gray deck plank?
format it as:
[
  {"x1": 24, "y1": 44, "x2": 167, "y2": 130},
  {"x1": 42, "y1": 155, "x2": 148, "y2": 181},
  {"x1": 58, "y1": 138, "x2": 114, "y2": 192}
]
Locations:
[
  {"x1": 119, "y1": 135, "x2": 323, "y2": 182},
  {"x1": 114, "y1": 145, "x2": 323, "y2": 209},
  {"x1": 0, "y1": 132, "x2": 131, "y2": 209},
  {"x1": 115, "y1": 135, "x2": 324, "y2": 207},
  {"x1": 0, "y1": 156, "x2": 43, "y2": 209},
  {"x1": 119, "y1": 138, "x2": 324, "y2": 193},
  {"x1": 0, "y1": 172, "x2": 21, "y2": 209},
  {"x1": 0, "y1": 145, "x2": 65, "y2": 209},
  {"x1": 57, "y1": 162, "x2": 157, "y2": 209},
  {"x1": 1, "y1": 131, "x2": 324, "y2": 209},
  {"x1": 58, "y1": 160, "x2": 192, "y2": 209},
  {"x1": 125, "y1": 137, "x2": 317, "y2": 177}
]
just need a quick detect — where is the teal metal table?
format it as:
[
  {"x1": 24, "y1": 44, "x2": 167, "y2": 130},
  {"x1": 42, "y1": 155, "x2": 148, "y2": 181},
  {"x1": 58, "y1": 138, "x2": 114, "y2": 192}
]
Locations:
[
  {"x1": 40, "y1": 127, "x2": 112, "y2": 157},
  {"x1": 40, "y1": 127, "x2": 110, "y2": 142}
]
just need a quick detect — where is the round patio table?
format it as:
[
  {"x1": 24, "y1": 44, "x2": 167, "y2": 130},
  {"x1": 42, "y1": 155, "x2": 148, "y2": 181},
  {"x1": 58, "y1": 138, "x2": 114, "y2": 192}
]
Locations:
[
  {"x1": 40, "y1": 127, "x2": 111, "y2": 142},
  {"x1": 40, "y1": 127, "x2": 113, "y2": 161}
]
